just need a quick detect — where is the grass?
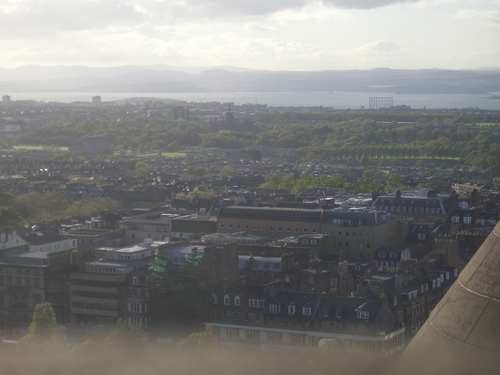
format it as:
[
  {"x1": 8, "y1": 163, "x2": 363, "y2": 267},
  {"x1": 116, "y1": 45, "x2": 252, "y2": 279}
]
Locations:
[
  {"x1": 161, "y1": 152, "x2": 187, "y2": 158},
  {"x1": 13, "y1": 145, "x2": 69, "y2": 151}
]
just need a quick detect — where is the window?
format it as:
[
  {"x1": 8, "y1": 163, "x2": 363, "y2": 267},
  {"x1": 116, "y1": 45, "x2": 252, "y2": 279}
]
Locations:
[
  {"x1": 357, "y1": 311, "x2": 369, "y2": 319},
  {"x1": 290, "y1": 333, "x2": 306, "y2": 346},
  {"x1": 234, "y1": 296, "x2": 241, "y2": 306},
  {"x1": 223, "y1": 311, "x2": 228, "y2": 320},
  {"x1": 236, "y1": 225, "x2": 240, "y2": 229},
  {"x1": 234, "y1": 312, "x2": 238, "y2": 321},
  {"x1": 288, "y1": 305, "x2": 296, "y2": 315},
  {"x1": 249, "y1": 299, "x2": 264, "y2": 308},
  {"x1": 245, "y1": 329, "x2": 260, "y2": 342},
  {"x1": 226, "y1": 327, "x2": 239, "y2": 340},
  {"x1": 389, "y1": 253, "x2": 398, "y2": 259},
  {"x1": 286, "y1": 227, "x2": 291, "y2": 232},
  {"x1": 211, "y1": 295, "x2": 218, "y2": 304},
  {"x1": 268, "y1": 331, "x2": 282, "y2": 344},
  {"x1": 269, "y1": 226, "x2": 273, "y2": 231},
  {"x1": 220, "y1": 224, "x2": 224, "y2": 228},
  {"x1": 269, "y1": 304, "x2": 279, "y2": 313},
  {"x1": 303, "y1": 306, "x2": 312, "y2": 315},
  {"x1": 224, "y1": 295, "x2": 230, "y2": 305},
  {"x1": 278, "y1": 227, "x2": 282, "y2": 232},
  {"x1": 418, "y1": 233, "x2": 426, "y2": 240}
]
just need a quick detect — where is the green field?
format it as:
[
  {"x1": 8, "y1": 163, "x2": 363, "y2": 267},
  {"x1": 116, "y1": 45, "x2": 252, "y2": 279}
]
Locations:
[
  {"x1": 161, "y1": 152, "x2": 186, "y2": 158},
  {"x1": 13, "y1": 145, "x2": 69, "y2": 151}
]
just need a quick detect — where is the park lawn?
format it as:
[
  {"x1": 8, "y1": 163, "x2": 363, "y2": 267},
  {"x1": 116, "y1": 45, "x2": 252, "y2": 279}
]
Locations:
[
  {"x1": 161, "y1": 152, "x2": 186, "y2": 158},
  {"x1": 13, "y1": 145, "x2": 69, "y2": 151}
]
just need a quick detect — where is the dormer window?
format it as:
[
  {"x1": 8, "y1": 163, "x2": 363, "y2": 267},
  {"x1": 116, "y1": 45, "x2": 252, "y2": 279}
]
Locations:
[
  {"x1": 336, "y1": 308, "x2": 343, "y2": 318},
  {"x1": 357, "y1": 311, "x2": 369, "y2": 319},
  {"x1": 323, "y1": 308, "x2": 330, "y2": 317},
  {"x1": 288, "y1": 305, "x2": 296, "y2": 315},
  {"x1": 303, "y1": 306, "x2": 312, "y2": 316},
  {"x1": 418, "y1": 233, "x2": 426, "y2": 240},
  {"x1": 269, "y1": 304, "x2": 279, "y2": 313},
  {"x1": 235, "y1": 296, "x2": 241, "y2": 306},
  {"x1": 212, "y1": 294, "x2": 218, "y2": 304},
  {"x1": 224, "y1": 295, "x2": 230, "y2": 305}
]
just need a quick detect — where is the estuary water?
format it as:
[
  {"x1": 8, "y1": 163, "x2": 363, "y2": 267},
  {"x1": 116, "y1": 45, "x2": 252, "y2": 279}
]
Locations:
[{"x1": 10, "y1": 91, "x2": 500, "y2": 110}]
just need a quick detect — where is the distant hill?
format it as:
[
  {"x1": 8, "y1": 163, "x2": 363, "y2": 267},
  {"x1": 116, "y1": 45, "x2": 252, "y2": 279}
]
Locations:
[{"x1": 0, "y1": 65, "x2": 499, "y2": 94}]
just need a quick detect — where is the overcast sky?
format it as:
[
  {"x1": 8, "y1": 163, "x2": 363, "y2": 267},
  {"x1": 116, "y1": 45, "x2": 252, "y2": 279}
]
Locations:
[{"x1": 0, "y1": 0, "x2": 499, "y2": 71}]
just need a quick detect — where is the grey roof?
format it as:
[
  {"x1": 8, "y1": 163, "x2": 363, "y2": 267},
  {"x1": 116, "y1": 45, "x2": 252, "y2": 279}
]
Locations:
[
  {"x1": 0, "y1": 250, "x2": 48, "y2": 266},
  {"x1": 21, "y1": 230, "x2": 65, "y2": 245},
  {"x1": 218, "y1": 206, "x2": 323, "y2": 222},
  {"x1": 322, "y1": 207, "x2": 391, "y2": 226}
]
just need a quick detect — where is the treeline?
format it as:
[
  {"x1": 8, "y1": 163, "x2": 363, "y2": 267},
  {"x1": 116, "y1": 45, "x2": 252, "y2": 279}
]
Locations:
[
  {"x1": 11, "y1": 109, "x2": 500, "y2": 171},
  {"x1": 0, "y1": 191, "x2": 122, "y2": 225},
  {"x1": 262, "y1": 171, "x2": 405, "y2": 194}
]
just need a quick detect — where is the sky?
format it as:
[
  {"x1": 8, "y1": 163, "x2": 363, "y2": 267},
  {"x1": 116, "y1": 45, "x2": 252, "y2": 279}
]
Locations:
[{"x1": 0, "y1": 0, "x2": 499, "y2": 71}]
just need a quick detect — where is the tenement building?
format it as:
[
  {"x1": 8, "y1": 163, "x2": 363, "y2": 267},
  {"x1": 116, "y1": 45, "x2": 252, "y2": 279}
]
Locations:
[
  {"x1": 207, "y1": 286, "x2": 405, "y2": 355},
  {"x1": 217, "y1": 207, "x2": 323, "y2": 237},
  {"x1": 321, "y1": 207, "x2": 399, "y2": 262}
]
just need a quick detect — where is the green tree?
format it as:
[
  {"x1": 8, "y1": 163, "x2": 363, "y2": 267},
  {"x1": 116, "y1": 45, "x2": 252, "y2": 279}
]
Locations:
[
  {"x1": 28, "y1": 303, "x2": 59, "y2": 338},
  {"x1": 0, "y1": 206, "x2": 23, "y2": 227},
  {"x1": 219, "y1": 167, "x2": 235, "y2": 177},
  {"x1": 176, "y1": 325, "x2": 218, "y2": 351},
  {"x1": 385, "y1": 174, "x2": 404, "y2": 192},
  {"x1": 186, "y1": 166, "x2": 207, "y2": 177},
  {"x1": 16, "y1": 303, "x2": 64, "y2": 354}
]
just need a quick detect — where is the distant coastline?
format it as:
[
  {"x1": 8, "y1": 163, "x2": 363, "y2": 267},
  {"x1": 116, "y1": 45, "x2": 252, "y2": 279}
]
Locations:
[{"x1": 5, "y1": 91, "x2": 500, "y2": 110}]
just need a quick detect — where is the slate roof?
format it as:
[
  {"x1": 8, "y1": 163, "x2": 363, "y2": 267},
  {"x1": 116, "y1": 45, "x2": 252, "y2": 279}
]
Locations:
[
  {"x1": 21, "y1": 230, "x2": 65, "y2": 245},
  {"x1": 218, "y1": 206, "x2": 323, "y2": 222}
]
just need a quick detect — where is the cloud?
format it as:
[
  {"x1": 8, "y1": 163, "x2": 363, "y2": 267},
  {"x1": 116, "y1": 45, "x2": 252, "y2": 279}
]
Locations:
[
  {"x1": 348, "y1": 40, "x2": 403, "y2": 56},
  {"x1": 454, "y1": 9, "x2": 500, "y2": 25},
  {"x1": 0, "y1": 0, "x2": 425, "y2": 39}
]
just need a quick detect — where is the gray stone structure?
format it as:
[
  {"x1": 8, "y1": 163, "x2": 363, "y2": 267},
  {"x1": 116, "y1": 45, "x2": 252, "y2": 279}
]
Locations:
[{"x1": 401, "y1": 222, "x2": 500, "y2": 374}]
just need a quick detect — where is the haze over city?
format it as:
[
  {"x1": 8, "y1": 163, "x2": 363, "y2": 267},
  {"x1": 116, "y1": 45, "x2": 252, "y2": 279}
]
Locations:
[{"x1": 0, "y1": 0, "x2": 499, "y2": 71}]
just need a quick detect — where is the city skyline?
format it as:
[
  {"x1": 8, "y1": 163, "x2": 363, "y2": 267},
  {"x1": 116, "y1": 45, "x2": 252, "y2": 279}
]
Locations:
[{"x1": 0, "y1": 0, "x2": 499, "y2": 71}]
